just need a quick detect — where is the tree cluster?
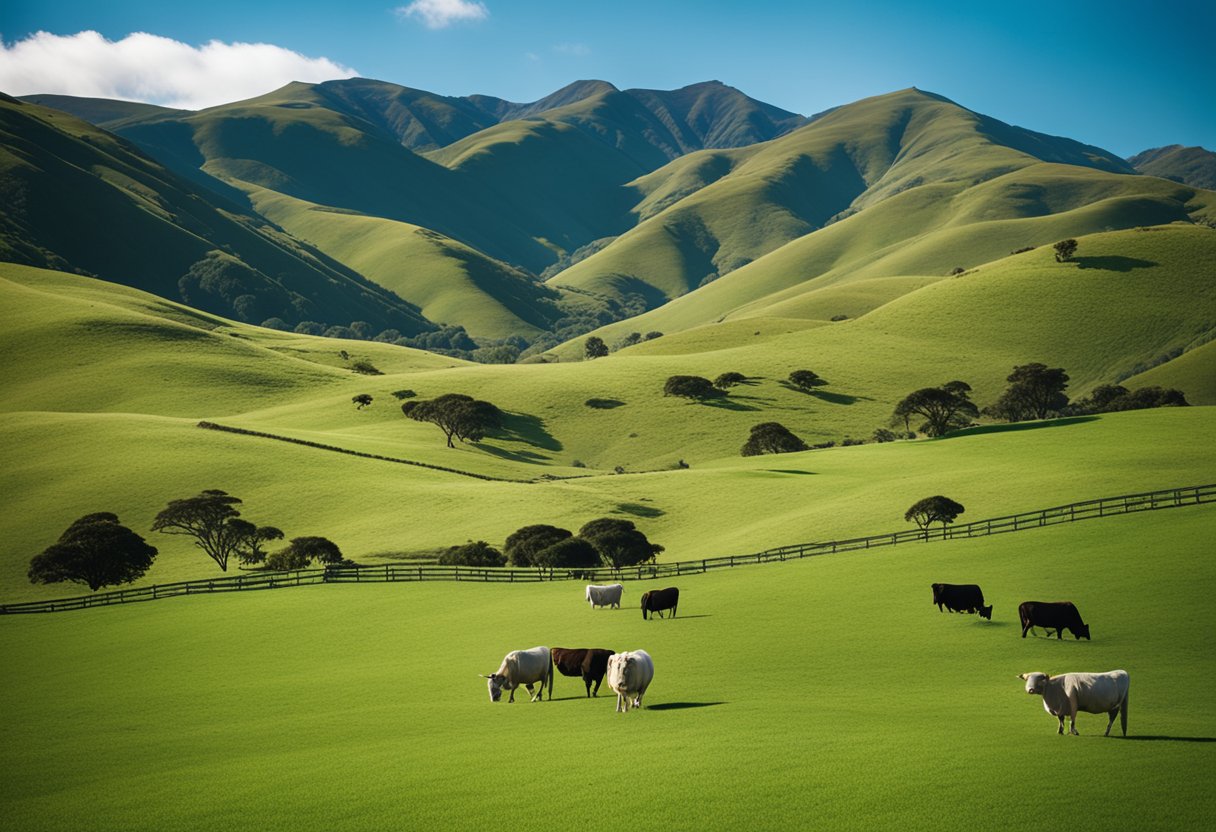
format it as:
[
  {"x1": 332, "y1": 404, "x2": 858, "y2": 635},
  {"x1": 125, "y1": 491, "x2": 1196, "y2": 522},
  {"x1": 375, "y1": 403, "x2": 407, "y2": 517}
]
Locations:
[
  {"x1": 502, "y1": 520, "x2": 662, "y2": 569},
  {"x1": 984, "y1": 364, "x2": 1070, "y2": 422},
  {"x1": 1070, "y1": 384, "x2": 1189, "y2": 414},
  {"x1": 438, "y1": 541, "x2": 506, "y2": 567},
  {"x1": 788, "y1": 370, "x2": 828, "y2": 392}
]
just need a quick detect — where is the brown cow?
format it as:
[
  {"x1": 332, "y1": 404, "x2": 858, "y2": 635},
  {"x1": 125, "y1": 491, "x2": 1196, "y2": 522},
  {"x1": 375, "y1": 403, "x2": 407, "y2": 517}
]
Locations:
[
  {"x1": 550, "y1": 647, "x2": 615, "y2": 697},
  {"x1": 641, "y1": 587, "x2": 679, "y2": 619}
]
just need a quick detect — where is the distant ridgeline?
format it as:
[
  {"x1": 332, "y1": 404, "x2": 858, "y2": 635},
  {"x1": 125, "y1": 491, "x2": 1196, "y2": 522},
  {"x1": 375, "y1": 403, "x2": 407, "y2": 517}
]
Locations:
[{"x1": 5, "y1": 80, "x2": 1215, "y2": 361}]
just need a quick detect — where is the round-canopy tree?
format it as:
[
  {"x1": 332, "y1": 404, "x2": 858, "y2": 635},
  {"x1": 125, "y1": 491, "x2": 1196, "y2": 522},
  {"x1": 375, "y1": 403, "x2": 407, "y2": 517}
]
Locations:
[
  {"x1": 403, "y1": 394, "x2": 502, "y2": 448},
  {"x1": 985, "y1": 364, "x2": 1070, "y2": 422},
  {"x1": 741, "y1": 422, "x2": 809, "y2": 456},
  {"x1": 714, "y1": 372, "x2": 747, "y2": 389},
  {"x1": 893, "y1": 382, "x2": 978, "y2": 437},
  {"x1": 904, "y1": 496, "x2": 966, "y2": 538},
  {"x1": 531, "y1": 536, "x2": 602, "y2": 568},
  {"x1": 1053, "y1": 239, "x2": 1078, "y2": 262},
  {"x1": 437, "y1": 541, "x2": 506, "y2": 567},
  {"x1": 663, "y1": 375, "x2": 724, "y2": 401},
  {"x1": 267, "y1": 536, "x2": 344, "y2": 570},
  {"x1": 579, "y1": 518, "x2": 662, "y2": 569},
  {"x1": 584, "y1": 336, "x2": 608, "y2": 360},
  {"x1": 504, "y1": 524, "x2": 573, "y2": 567},
  {"x1": 28, "y1": 513, "x2": 158, "y2": 591},
  {"x1": 788, "y1": 370, "x2": 828, "y2": 391},
  {"x1": 228, "y1": 520, "x2": 284, "y2": 567}
]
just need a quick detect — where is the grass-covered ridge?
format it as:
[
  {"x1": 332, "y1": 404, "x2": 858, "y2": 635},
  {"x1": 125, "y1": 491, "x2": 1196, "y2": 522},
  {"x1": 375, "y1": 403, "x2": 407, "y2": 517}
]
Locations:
[{"x1": 2, "y1": 506, "x2": 1213, "y2": 830}]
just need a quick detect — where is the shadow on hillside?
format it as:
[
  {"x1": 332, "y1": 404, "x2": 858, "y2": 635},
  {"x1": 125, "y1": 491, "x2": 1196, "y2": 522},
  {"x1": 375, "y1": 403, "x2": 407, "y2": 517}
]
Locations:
[
  {"x1": 809, "y1": 389, "x2": 870, "y2": 405},
  {"x1": 477, "y1": 444, "x2": 550, "y2": 464},
  {"x1": 700, "y1": 398, "x2": 761, "y2": 412},
  {"x1": 940, "y1": 416, "x2": 1098, "y2": 439},
  {"x1": 493, "y1": 411, "x2": 562, "y2": 451},
  {"x1": 647, "y1": 701, "x2": 725, "y2": 711},
  {"x1": 614, "y1": 502, "x2": 665, "y2": 518},
  {"x1": 1075, "y1": 256, "x2": 1157, "y2": 272},
  {"x1": 765, "y1": 469, "x2": 817, "y2": 476},
  {"x1": 1123, "y1": 735, "x2": 1216, "y2": 743}
]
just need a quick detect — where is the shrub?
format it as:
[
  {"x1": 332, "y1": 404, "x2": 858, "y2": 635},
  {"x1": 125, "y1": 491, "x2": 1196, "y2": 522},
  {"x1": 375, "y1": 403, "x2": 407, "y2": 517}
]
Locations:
[
  {"x1": 830, "y1": 314, "x2": 849, "y2": 321},
  {"x1": 437, "y1": 541, "x2": 506, "y2": 567},
  {"x1": 350, "y1": 359, "x2": 382, "y2": 375},
  {"x1": 391, "y1": 389, "x2": 417, "y2": 400},
  {"x1": 260, "y1": 317, "x2": 292, "y2": 331},
  {"x1": 872, "y1": 428, "x2": 898, "y2": 443},
  {"x1": 841, "y1": 437, "x2": 864, "y2": 446},
  {"x1": 571, "y1": 459, "x2": 586, "y2": 468},
  {"x1": 1010, "y1": 246, "x2": 1035, "y2": 255},
  {"x1": 613, "y1": 332, "x2": 642, "y2": 351},
  {"x1": 643, "y1": 331, "x2": 663, "y2": 341},
  {"x1": 948, "y1": 266, "x2": 965, "y2": 276},
  {"x1": 714, "y1": 372, "x2": 746, "y2": 389},
  {"x1": 352, "y1": 394, "x2": 373, "y2": 409}
]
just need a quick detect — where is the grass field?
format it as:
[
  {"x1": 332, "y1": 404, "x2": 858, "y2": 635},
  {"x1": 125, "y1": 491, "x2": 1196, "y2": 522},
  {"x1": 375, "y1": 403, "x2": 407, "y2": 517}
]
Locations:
[{"x1": 1, "y1": 505, "x2": 1213, "y2": 831}]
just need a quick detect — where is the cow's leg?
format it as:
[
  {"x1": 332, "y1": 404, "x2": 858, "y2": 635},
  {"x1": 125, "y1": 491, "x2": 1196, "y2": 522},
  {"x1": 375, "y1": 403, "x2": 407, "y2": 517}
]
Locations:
[
  {"x1": 1068, "y1": 700, "x2": 1079, "y2": 735},
  {"x1": 508, "y1": 686, "x2": 516, "y2": 704},
  {"x1": 1105, "y1": 710, "x2": 1118, "y2": 737},
  {"x1": 1056, "y1": 714, "x2": 1066, "y2": 735},
  {"x1": 1021, "y1": 622, "x2": 1030, "y2": 638},
  {"x1": 591, "y1": 677, "x2": 601, "y2": 697},
  {"x1": 616, "y1": 691, "x2": 624, "y2": 713},
  {"x1": 524, "y1": 682, "x2": 536, "y2": 702},
  {"x1": 1055, "y1": 627, "x2": 1063, "y2": 640},
  {"x1": 584, "y1": 675, "x2": 592, "y2": 697}
]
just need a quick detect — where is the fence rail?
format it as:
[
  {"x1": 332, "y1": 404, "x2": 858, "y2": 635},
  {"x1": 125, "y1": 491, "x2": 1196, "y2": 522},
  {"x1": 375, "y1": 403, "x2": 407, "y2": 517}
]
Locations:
[{"x1": 4, "y1": 483, "x2": 1213, "y2": 615}]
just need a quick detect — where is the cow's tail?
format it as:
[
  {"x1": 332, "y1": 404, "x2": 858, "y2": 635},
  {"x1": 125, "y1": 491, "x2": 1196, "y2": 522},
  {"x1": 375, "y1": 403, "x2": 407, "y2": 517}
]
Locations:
[
  {"x1": 1120, "y1": 685, "x2": 1129, "y2": 737},
  {"x1": 547, "y1": 652, "x2": 554, "y2": 701}
]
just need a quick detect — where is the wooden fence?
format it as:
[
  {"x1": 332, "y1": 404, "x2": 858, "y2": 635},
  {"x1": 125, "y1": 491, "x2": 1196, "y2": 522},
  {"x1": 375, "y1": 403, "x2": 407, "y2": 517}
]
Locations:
[{"x1": 3, "y1": 483, "x2": 1212, "y2": 615}]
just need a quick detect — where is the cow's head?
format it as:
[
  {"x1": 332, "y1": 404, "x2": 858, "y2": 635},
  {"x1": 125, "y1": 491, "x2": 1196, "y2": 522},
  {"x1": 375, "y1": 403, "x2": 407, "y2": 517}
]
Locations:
[
  {"x1": 482, "y1": 673, "x2": 508, "y2": 702},
  {"x1": 931, "y1": 584, "x2": 942, "y2": 604},
  {"x1": 1072, "y1": 623, "x2": 1091, "y2": 641},
  {"x1": 1018, "y1": 672, "x2": 1049, "y2": 695},
  {"x1": 980, "y1": 604, "x2": 993, "y2": 621}
]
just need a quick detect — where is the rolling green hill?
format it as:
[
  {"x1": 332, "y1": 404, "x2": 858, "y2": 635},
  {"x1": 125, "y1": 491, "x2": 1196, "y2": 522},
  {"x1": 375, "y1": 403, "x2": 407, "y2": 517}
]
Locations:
[
  {"x1": 0, "y1": 94, "x2": 432, "y2": 334},
  {"x1": 1130, "y1": 144, "x2": 1216, "y2": 190},
  {"x1": 549, "y1": 88, "x2": 1209, "y2": 319}
]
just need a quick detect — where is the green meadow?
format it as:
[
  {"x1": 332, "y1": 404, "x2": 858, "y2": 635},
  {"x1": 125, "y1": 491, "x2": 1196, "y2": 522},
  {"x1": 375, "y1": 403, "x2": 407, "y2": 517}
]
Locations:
[{"x1": 2, "y1": 506, "x2": 1213, "y2": 831}]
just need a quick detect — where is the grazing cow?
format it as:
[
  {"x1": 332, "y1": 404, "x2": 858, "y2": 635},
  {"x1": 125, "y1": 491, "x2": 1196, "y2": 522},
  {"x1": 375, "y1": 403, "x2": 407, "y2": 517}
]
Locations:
[
  {"x1": 930, "y1": 583, "x2": 993, "y2": 620},
  {"x1": 641, "y1": 587, "x2": 680, "y2": 619},
  {"x1": 606, "y1": 650, "x2": 654, "y2": 713},
  {"x1": 1018, "y1": 670, "x2": 1129, "y2": 736},
  {"x1": 482, "y1": 646, "x2": 553, "y2": 703},
  {"x1": 550, "y1": 647, "x2": 615, "y2": 697},
  {"x1": 586, "y1": 583, "x2": 625, "y2": 609},
  {"x1": 1019, "y1": 601, "x2": 1091, "y2": 640}
]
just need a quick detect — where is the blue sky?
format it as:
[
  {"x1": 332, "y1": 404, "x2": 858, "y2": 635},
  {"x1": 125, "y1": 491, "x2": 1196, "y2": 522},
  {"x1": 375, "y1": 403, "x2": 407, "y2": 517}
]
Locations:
[{"x1": 2, "y1": 0, "x2": 1212, "y2": 156}]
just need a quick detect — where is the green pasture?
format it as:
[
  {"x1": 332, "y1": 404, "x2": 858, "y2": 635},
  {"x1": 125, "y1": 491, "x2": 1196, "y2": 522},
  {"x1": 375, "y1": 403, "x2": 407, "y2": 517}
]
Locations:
[{"x1": 2, "y1": 506, "x2": 1213, "y2": 831}]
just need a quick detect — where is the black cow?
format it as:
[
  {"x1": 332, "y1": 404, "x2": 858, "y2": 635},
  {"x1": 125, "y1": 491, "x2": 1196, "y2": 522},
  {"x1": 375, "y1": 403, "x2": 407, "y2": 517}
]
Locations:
[
  {"x1": 550, "y1": 647, "x2": 615, "y2": 697},
  {"x1": 930, "y1": 583, "x2": 993, "y2": 620},
  {"x1": 1019, "y1": 601, "x2": 1091, "y2": 640},
  {"x1": 641, "y1": 587, "x2": 679, "y2": 620}
]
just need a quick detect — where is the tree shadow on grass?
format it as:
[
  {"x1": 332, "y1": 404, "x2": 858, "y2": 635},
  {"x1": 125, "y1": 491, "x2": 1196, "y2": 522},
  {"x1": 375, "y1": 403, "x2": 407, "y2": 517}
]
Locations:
[
  {"x1": 765, "y1": 469, "x2": 816, "y2": 476},
  {"x1": 940, "y1": 416, "x2": 1098, "y2": 439},
  {"x1": 614, "y1": 502, "x2": 665, "y2": 518},
  {"x1": 699, "y1": 398, "x2": 761, "y2": 412},
  {"x1": 492, "y1": 411, "x2": 562, "y2": 451},
  {"x1": 809, "y1": 389, "x2": 870, "y2": 405},
  {"x1": 476, "y1": 444, "x2": 551, "y2": 464},
  {"x1": 647, "y1": 701, "x2": 725, "y2": 711},
  {"x1": 1074, "y1": 256, "x2": 1157, "y2": 272},
  {"x1": 1123, "y1": 735, "x2": 1216, "y2": 743}
]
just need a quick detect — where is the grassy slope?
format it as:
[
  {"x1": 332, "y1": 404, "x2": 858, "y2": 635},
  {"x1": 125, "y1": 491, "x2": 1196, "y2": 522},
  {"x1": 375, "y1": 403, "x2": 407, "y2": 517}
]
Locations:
[
  {"x1": 1129, "y1": 144, "x2": 1216, "y2": 190},
  {"x1": 1, "y1": 506, "x2": 1213, "y2": 831},
  {"x1": 0, "y1": 97, "x2": 431, "y2": 332},
  {"x1": 556, "y1": 88, "x2": 1211, "y2": 328},
  {"x1": 244, "y1": 187, "x2": 557, "y2": 338}
]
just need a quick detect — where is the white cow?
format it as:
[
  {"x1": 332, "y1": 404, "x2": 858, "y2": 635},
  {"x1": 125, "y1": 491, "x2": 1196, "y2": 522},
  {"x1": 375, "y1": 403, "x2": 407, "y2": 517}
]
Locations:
[
  {"x1": 606, "y1": 649, "x2": 654, "y2": 713},
  {"x1": 1018, "y1": 670, "x2": 1130, "y2": 736},
  {"x1": 586, "y1": 583, "x2": 624, "y2": 609},
  {"x1": 483, "y1": 646, "x2": 553, "y2": 703}
]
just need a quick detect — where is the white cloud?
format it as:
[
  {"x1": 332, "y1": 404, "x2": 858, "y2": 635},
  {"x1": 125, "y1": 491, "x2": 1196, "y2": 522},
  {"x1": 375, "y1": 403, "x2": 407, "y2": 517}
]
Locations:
[
  {"x1": 0, "y1": 30, "x2": 358, "y2": 110},
  {"x1": 553, "y1": 42, "x2": 590, "y2": 57},
  {"x1": 396, "y1": 0, "x2": 489, "y2": 29}
]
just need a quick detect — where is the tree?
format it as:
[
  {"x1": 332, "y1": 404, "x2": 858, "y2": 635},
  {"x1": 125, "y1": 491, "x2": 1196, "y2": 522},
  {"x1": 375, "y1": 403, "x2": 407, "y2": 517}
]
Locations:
[
  {"x1": 663, "y1": 375, "x2": 724, "y2": 400},
  {"x1": 403, "y1": 393, "x2": 502, "y2": 448},
  {"x1": 391, "y1": 389, "x2": 416, "y2": 400},
  {"x1": 741, "y1": 422, "x2": 809, "y2": 456},
  {"x1": 438, "y1": 541, "x2": 506, "y2": 567},
  {"x1": 28, "y1": 513, "x2": 157, "y2": 591},
  {"x1": 613, "y1": 332, "x2": 642, "y2": 351},
  {"x1": 579, "y1": 518, "x2": 661, "y2": 569},
  {"x1": 904, "y1": 496, "x2": 966, "y2": 539},
  {"x1": 985, "y1": 363, "x2": 1070, "y2": 422},
  {"x1": 349, "y1": 359, "x2": 382, "y2": 375},
  {"x1": 584, "y1": 336, "x2": 608, "y2": 360},
  {"x1": 352, "y1": 393, "x2": 373, "y2": 410},
  {"x1": 1054, "y1": 239, "x2": 1078, "y2": 262},
  {"x1": 1072, "y1": 384, "x2": 1189, "y2": 414},
  {"x1": 504, "y1": 524, "x2": 572, "y2": 567},
  {"x1": 892, "y1": 382, "x2": 979, "y2": 437},
  {"x1": 228, "y1": 520, "x2": 284, "y2": 567},
  {"x1": 152, "y1": 489, "x2": 248, "y2": 572},
  {"x1": 531, "y1": 536, "x2": 602, "y2": 568},
  {"x1": 714, "y1": 372, "x2": 747, "y2": 389},
  {"x1": 788, "y1": 370, "x2": 828, "y2": 391}
]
